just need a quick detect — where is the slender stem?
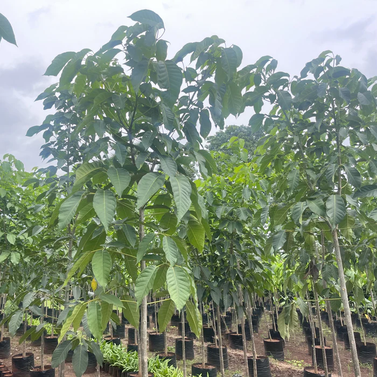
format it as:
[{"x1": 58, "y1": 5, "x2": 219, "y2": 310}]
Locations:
[
  {"x1": 355, "y1": 302, "x2": 366, "y2": 346},
  {"x1": 23, "y1": 312, "x2": 27, "y2": 357},
  {"x1": 326, "y1": 302, "x2": 343, "y2": 376},
  {"x1": 212, "y1": 303, "x2": 218, "y2": 347},
  {"x1": 247, "y1": 293, "x2": 258, "y2": 377},
  {"x1": 181, "y1": 310, "x2": 186, "y2": 377},
  {"x1": 307, "y1": 293, "x2": 318, "y2": 374},
  {"x1": 237, "y1": 288, "x2": 249, "y2": 377},
  {"x1": 41, "y1": 301, "x2": 45, "y2": 370},
  {"x1": 199, "y1": 303, "x2": 205, "y2": 369},
  {"x1": 216, "y1": 304, "x2": 225, "y2": 377},
  {"x1": 314, "y1": 289, "x2": 328, "y2": 376}
]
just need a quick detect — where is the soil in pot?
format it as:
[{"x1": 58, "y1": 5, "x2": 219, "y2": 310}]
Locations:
[
  {"x1": 203, "y1": 326, "x2": 215, "y2": 343},
  {"x1": 356, "y1": 341, "x2": 376, "y2": 364},
  {"x1": 314, "y1": 346, "x2": 334, "y2": 371},
  {"x1": 229, "y1": 333, "x2": 243, "y2": 350},
  {"x1": 191, "y1": 363, "x2": 217, "y2": 377},
  {"x1": 44, "y1": 336, "x2": 58, "y2": 354},
  {"x1": 175, "y1": 337, "x2": 194, "y2": 360},
  {"x1": 127, "y1": 344, "x2": 138, "y2": 352},
  {"x1": 30, "y1": 365, "x2": 55, "y2": 377},
  {"x1": 207, "y1": 344, "x2": 228, "y2": 370},
  {"x1": 303, "y1": 366, "x2": 331, "y2": 377},
  {"x1": 263, "y1": 339, "x2": 284, "y2": 361},
  {"x1": 148, "y1": 332, "x2": 165, "y2": 352},
  {"x1": 104, "y1": 336, "x2": 121, "y2": 345},
  {"x1": 128, "y1": 327, "x2": 136, "y2": 344},
  {"x1": 0, "y1": 337, "x2": 10, "y2": 358},
  {"x1": 156, "y1": 352, "x2": 176, "y2": 368},
  {"x1": 247, "y1": 356, "x2": 271, "y2": 377},
  {"x1": 12, "y1": 352, "x2": 35, "y2": 377}
]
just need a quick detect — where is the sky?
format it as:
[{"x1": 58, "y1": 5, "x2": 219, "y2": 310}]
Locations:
[{"x1": 1, "y1": 0, "x2": 377, "y2": 171}]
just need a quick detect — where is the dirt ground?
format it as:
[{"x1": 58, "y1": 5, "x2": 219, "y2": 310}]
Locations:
[{"x1": 0, "y1": 311, "x2": 375, "y2": 376}]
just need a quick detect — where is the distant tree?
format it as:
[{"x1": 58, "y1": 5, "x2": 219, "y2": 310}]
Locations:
[
  {"x1": 207, "y1": 125, "x2": 263, "y2": 155},
  {"x1": 0, "y1": 13, "x2": 17, "y2": 46}
]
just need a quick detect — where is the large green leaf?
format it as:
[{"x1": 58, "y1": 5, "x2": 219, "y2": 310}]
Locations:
[
  {"x1": 276, "y1": 90, "x2": 292, "y2": 110},
  {"x1": 107, "y1": 167, "x2": 131, "y2": 197},
  {"x1": 137, "y1": 233, "x2": 155, "y2": 263},
  {"x1": 93, "y1": 189, "x2": 116, "y2": 231},
  {"x1": 59, "y1": 302, "x2": 86, "y2": 342},
  {"x1": 185, "y1": 300, "x2": 202, "y2": 338},
  {"x1": 170, "y1": 175, "x2": 192, "y2": 221},
  {"x1": 99, "y1": 293, "x2": 123, "y2": 308},
  {"x1": 187, "y1": 218, "x2": 205, "y2": 252},
  {"x1": 44, "y1": 51, "x2": 75, "y2": 76},
  {"x1": 123, "y1": 224, "x2": 137, "y2": 247},
  {"x1": 158, "y1": 299, "x2": 176, "y2": 333},
  {"x1": 87, "y1": 302, "x2": 102, "y2": 340},
  {"x1": 135, "y1": 265, "x2": 157, "y2": 305},
  {"x1": 131, "y1": 58, "x2": 149, "y2": 93},
  {"x1": 221, "y1": 48, "x2": 238, "y2": 78},
  {"x1": 273, "y1": 204, "x2": 291, "y2": 226},
  {"x1": 160, "y1": 156, "x2": 177, "y2": 177},
  {"x1": 92, "y1": 250, "x2": 112, "y2": 287},
  {"x1": 344, "y1": 165, "x2": 361, "y2": 188},
  {"x1": 291, "y1": 202, "x2": 307, "y2": 225},
  {"x1": 166, "y1": 266, "x2": 191, "y2": 310},
  {"x1": 101, "y1": 301, "x2": 113, "y2": 332},
  {"x1": 272, "y1": 231, "x2": 286, "y2": 251},
  {"x1": 129, "y1": 9, "x2": 164, "y2": 28},
  {"x1": 122, "y1": 299, "x2": 139, "y2": 329},
  {"x1": 72, "y1": 344, "x2": 88, "y2": 377},
  {"x1": 58, "y1": 191, "x2": 85, "y2": 229},
  {"x1": 0, "y1": 13, "x2": 16, "y2": 45},
  {"x1": 51, "y1": 340, "x2": 72, "y2": 368},
  {"x1": 9, "y1": 310, "x2": 23, "y2": 336},
  {"x1": 354, "y1": 185, "x2": 377, "y2": 198},
  {"x1": 155, "y1": 60, "x2": 182, "y2": 99},
  {"x1": 326, "y1": 195, "x2": 346, "y2": 227},
  {"x1": 308, "y1": 198, "x2": 326, "y2": 217},
  {"x1": 136, "y1": 173, "x2": 165, "y2": 209},
  {"x1": 162, "y1": 236, "x2": 179, "y2": 266}
]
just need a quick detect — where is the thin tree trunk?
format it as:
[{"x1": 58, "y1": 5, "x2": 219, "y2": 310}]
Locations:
[
  {"x1": 199, "y1": 303, "x2": 205, "y2": 368},
  {"x1": 307, "y1": 294, "x2": 318, "y2": 374},
  {"x1": 212, "y1": 303, "x2": 218, "y2": 347},
  {"x1": 355, "y1": 302, "x2": 366, "y2": 346},
  {"x1": 326, "y1": 301, "x2": 343, "y2": 377},
  {"x1": 247, "y1": 294, "x2": 258, "y2": 377},
  {"x1": 23, "y1": 313, "x2": 27, "y2": 357},
  {"x1": 216, "y1": 304, "x2": 225, "y2": 377},
  {"x1": 371, "y1": 290, "x2": 377, "y2": 317},
  {"x1": 237, "y1": 286, "x2": 249, "y2": 377},
  {"x1": 41, "y1": 302, "x2": 45, "y2": 371},
  {"x1": 314, "y1": 290, "x2": 328, "y2": 376},
  {"x1": 332, "y1": 228, "x2": 361, "y2": 377},
  {"x1": 139, "y1": 208, "x2": 148, "y2": 377},
  {"x1": 181, "y1": 310, "x2": 186, "y2": 377},
  {"x1": 0, "y1": 294, "x2": 5, "y2": 342}
]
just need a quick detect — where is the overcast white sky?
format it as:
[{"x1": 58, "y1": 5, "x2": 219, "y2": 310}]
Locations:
[{"x1": 1, "y1": 0, "x2": 377, "y2": 170}]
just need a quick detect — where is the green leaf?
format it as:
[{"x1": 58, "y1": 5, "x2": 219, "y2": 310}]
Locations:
[
  {"x1": 99, "y1": 293, "x2": 123, "y2": 308},
  {"x1": 326, "y1": 195, "x2": 346, "y2": 227},
  {"x1": 221, "y1": 48, "x2": 238, "y2": 78},
  {"x1": 122, "y1": 300, "x2": 139, "y2": 329},
  {"x1": 136, "y1": 173, "x2": 165, "y2": 209},
  {"x1": 354, "y1": 185, "x2": 377, "y2": 198},
  {"x1": 123, "y1": 224, "x2": 137, "y2": 247},
  {"x1": 273, "y1": 204, "x2": 291, "y2": 226},
  {"x1": 160, "y1": 156, "x2": 177, "y2": 177},
  {"x1": 158, "y1": 299, "x2": 176, "y2": 332},
  {"x1": 6, "y1": 233, "x2": 16, "y2": 245},
  {"x1": 93, "y1": 189, "x2": 116, "y2": 231},
  {"x1": 107, "y1": 167, "x2": 131, "y2": 197},
  {"x1": 23, "y1": 292, "x2": 35, "y2": 309},
  {"x1": 87, "y1": 302, "x2": 102, "y2": 340},
  {"x1": 308, "y1": 198, "x2": 326, "y2": 217},
  {"x1": 74, "y1": 163, "x2": 104, "y2": 188},
  {"x1": 156, "y1": 40, "x2": 168, "y2": 61},
  {"x1": 101, "y1": 301, "x2": 112, "y2": 331},
  {"x1": 200, "y1": 109, "x2": 211, "y2": 138},
  {"x1": 339, "y1": 87, "x2": 350, "y2": 103},
  {"x1": 344, "y1": 165, "x2": 361, "y2": 188},
  {"x1": 187, "y1": 217, "x2": 205, "y2": 252},
  {"x1": 160, "y1": 213, "x2": 177, "y2": 235},
  {"x1": 163, "y1": 236, "x2": 179, "y2": 266},
  {"x1": 64, "y1": 251, "x2": 94, "y2": 286},
  {"x1": 51, "y1": 340, "x2": 72, "y2": 368},
  {"x1": 0, "y1": 251, "x2": 10, "y2": 263},
  {"x1": 131, "y1": 58, "x2": 149, "y2": 93},
  {"x1": 248, "y1": 114, "x2": 264, "y2": 133},
  {"x1": 9, "y1": 310, "x2": 23, "y2": 336},
  {"x1": 166, "y1": 266, "x2": 191, "y2": 310},
  {"x1": 358, "y1": 92, "x2": 370, "y2": 105},
  {"x1": 129, "y1": 9, "x2": 164, "y2": 28},
  {"x1": 276, "y1": 90, "x2": 292, "y2": 110},
  {"x1": 59, "y1": 303, "x2": 86, "y2": 342},
  {"x1": 272, "y1": 231, "x2": 286, "y2": 251},
  {"x1": 170, "y1": 175, "x2": 192, "y2": 222},
  {"x1": 155, "y1": 60, "x2": 182, "y2": 100},
  {"x1": 0, "y1": 13, "x2": 17, "y2": 45},
  {"x1": 154, "y1": 265, "x2": 168, "y2": 290},
  {"x1": 291, "y1": 202, "x2": 307, "y2": 225},
  {"x1": 135, "y1": 265, "x2": 157, "y2": 305},
  {"x1": 137, "y1": 233, "x2": 155, "y2": 263},
  {"x1": 339, "y1": 214, "x2": 355, "y2": 241},
  {"x1": 58, "y1": 191, "x2": 85, "y2": 229},
  {"x1": 44, "y1": 51, "x2": 76, "y2": 76},
  {"x1": 185, "y1": 300, "x2": 202, "y2": 338},
  {"x1": 72, "y1": 344, "x2": 88, "y2": 377},
  {"x1": 92, "y1": 250, "x2": 112, "y2": 287}
]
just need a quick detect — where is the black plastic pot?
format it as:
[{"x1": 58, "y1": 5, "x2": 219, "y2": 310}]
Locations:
[
  {"x1": 0, "y1": 337, "x2": 10, "y2": 358},
  {"x1": 171, "y1": 314, "x2": 180, "y2": 327},
  {"x1": 127, "y1": 344, "x2": 138, "y2": 352},
  {"x1": 148, "y1": 332, "x2": 165, "y2": 352},
  {"x1": 344, "y1": 332, "x2": 361, "y2": 350},
  {"x1": 44, "y1": 336, "x2": 58, "y2": 354},
  {"x1": 104, "y1": 336, "x2": 121, "y2": 345},
  {"x1": 122, "y1": 313, "x2": 129, "y2": 324},
  {"x1": 303, "y1": 367, "x2": 331, "y2": 377},
  {"x1": 85, "y1": 352, "x2": 97, "y2": 374},
  {"x1": 113, "y1": 324, "x2": 125, "y2": 339},
  {"x1": 238, "y1": 324, "x2": 251, "y2": 340},
  {"x1": 203, "y1": 326, "x2": 215, "y2": 343},
  {"x1": 30, "y1": 365, "x2": 55, "y2": 376},
  {"x1": 128, "y1": 327, "x2": 136, "y2": 344},
  {"x1": 269, "y1": 329, "x2": 284, "y2": 343},
  {"x1": 263, "y1": 339, "x2": 284, "y2": 361},
  {"x1": 12, "y1": 352, "x2": 34, "y2": 377},
  {"x1": 207, "y1": 344, "x2": 228, "y2": 370},
  {"x1": 191, "y1": 363, "x2": 217, "y2": 377},
  {"x1": 178, "y1": 321, "x2": 191, "y2": 336},
  {"x1": 307, "y1": 336, "x2": 322, "y2": 356},
  {"x1": 357, "y1": 342, "x2": 376, "y2": 364},
  {"x1": 229, "y1": 333, "x2": 243, "y2": 350},
  {"x1": 364, "y1": 322, "x2": 377, "y2": 337},
  {"x1": 247, "y1": 356, "x2": 271, "y2": 377},
  {"x1": 315, "y1": 346, "x2": 334, "y2": 371},
  {"x1": 336, "y1": 325, "x2": 347, "y2": 341},
  {"x1": 373, "y1": 357, "x2": 377, "y2": 377},
  {"x1": 156, "y1": 352, "x2": 176, "y2": 368},
  {"x1": 175, "y1": 338, "x2": 194, "y2": 360}
]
